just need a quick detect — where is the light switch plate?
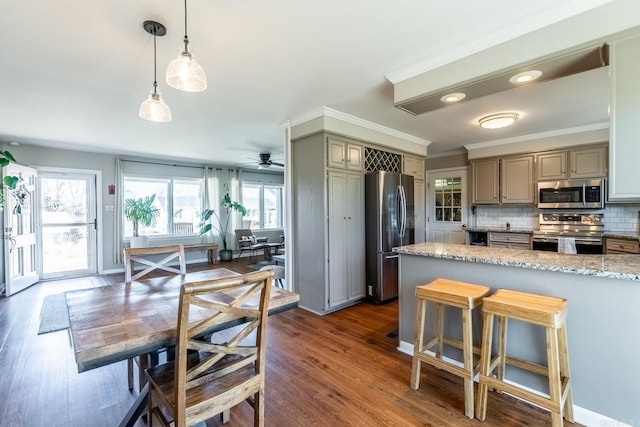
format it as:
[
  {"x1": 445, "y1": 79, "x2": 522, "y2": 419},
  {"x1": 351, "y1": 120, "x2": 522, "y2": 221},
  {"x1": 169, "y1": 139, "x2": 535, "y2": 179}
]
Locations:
[{"x1": 105, "y1": 205, "x2": 114, "y2": 212}]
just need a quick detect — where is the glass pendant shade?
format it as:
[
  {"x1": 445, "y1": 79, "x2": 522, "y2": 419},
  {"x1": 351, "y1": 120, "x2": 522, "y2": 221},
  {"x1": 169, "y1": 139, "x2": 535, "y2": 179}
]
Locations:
[
  {"x1": 139, "y1": 89, "x2": 172, "y2": 123},
  {"x1": 166, "y1": 50, "x2": 207, "y2": 92}
]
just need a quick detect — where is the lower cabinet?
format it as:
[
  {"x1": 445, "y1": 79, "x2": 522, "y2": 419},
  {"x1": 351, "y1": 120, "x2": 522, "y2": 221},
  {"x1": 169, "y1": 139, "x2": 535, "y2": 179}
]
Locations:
[
  {"x1": 488, "y1": 232, "x2": 531, "y2": 250},
  {"x1": 604, "y1": 236, "x2": 640, "y2": 254},
  {"x1": 327, "y1": 170, "x2": 365, "y2": 307}
]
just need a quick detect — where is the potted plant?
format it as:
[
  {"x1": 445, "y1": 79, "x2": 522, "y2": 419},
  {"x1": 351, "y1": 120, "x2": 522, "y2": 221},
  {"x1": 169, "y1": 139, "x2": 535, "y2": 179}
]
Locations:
[
  {"x1": 124, "y1": 193, "x2": 160, "y2": 247},
  {"x1": 200, "y1": 186, "x2": 246, "y2": 261}
]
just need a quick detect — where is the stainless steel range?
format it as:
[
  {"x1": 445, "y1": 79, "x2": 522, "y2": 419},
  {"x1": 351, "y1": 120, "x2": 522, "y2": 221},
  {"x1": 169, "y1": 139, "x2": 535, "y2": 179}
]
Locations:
[{"x1": 532, "y1": 213, "x2": 604, "y2": 254}]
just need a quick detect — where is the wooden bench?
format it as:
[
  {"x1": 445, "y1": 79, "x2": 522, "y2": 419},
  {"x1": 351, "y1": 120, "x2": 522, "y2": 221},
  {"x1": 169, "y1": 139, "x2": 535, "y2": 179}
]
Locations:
[{"x1": 184, "y1": 243, "x2": 218, "y2": 264}]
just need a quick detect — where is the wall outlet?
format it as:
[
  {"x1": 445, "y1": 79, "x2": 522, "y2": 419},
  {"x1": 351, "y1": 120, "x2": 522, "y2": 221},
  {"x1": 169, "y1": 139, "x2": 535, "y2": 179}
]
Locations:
[
  {"x1": 105, "y1": 205, "x2": 114, "y2": 212},
  {"x1": 368, "y1": 285, "x2": 373, "y2": 296}
]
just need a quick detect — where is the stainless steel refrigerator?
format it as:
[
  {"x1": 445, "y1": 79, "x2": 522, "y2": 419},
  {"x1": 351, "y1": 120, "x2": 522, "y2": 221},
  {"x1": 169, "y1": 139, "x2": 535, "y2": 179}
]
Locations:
[{"x1": 365, "y1": 171, "x2": 414, "y2": 303}]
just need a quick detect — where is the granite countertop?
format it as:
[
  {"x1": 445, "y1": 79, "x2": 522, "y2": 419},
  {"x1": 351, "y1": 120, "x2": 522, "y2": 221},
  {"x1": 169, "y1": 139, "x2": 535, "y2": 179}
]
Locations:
[
  {"x1": 393, "y1": 242, "x2": 640, "y2": 281},
  {"x1": 465, "y1": 227, "x2": 534, "y2": 234}
]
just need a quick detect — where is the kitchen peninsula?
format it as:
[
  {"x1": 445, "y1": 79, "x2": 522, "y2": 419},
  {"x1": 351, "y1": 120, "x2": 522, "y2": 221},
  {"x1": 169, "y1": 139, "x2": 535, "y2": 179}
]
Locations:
[{"x1": 394, "y1": 242, "x2": 640, "y2": 425}]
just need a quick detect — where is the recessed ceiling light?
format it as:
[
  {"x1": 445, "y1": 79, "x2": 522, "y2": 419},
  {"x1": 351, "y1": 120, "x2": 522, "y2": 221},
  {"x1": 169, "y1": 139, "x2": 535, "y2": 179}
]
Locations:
[
  {"x1": 479, "y1": 113, "x2": 520, "y2": 129},
  {"x1": 440, "y1": 92, "x2": 466, "y2": 103},
  {"x1": 509, "y1": 70, "x2": 542, "y2": 84}
]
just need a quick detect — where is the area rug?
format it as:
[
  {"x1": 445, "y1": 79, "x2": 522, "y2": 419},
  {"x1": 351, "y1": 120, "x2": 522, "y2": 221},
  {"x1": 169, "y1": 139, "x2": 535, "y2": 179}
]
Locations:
[
  {"x1": 37, "y1": 293, "x2": 70, "y2": 335},
  {"x1": 247, "y1": 261, "x2": 276, "y2": 271}
]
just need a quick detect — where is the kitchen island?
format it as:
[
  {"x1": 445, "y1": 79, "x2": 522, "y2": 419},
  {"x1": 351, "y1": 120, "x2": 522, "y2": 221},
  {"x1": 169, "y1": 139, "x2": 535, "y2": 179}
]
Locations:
[{"x1": 394, "y1": 242, "x2": 640, "y2": 426}]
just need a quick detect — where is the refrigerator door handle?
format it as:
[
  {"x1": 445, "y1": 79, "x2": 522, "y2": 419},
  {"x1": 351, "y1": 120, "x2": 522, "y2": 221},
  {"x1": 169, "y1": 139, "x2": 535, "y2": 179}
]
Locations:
[{"x1": 398, "y1": 185, "x2": 406, "y2": 238}]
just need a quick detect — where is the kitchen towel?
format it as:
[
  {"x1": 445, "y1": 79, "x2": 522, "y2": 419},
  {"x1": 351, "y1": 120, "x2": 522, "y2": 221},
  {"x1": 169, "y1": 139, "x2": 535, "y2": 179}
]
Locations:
[{"x1": 558, "y1": 237, "x2": 577, "y2": 254}]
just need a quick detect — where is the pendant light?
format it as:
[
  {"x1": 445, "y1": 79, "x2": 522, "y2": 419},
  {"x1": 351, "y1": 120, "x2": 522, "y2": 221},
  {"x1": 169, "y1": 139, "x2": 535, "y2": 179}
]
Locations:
[
  {"x1": 139, "y1": 21, "x2": 172, "y2": 123},
  {"x1": 166, "y1": 0, "x2": 207, "y2": 92}
]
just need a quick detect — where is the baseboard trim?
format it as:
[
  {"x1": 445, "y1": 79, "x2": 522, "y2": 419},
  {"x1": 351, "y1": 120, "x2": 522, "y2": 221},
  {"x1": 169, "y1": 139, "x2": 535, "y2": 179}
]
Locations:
[{"x1": 397, "y1": 340, "x2": 630, "y2": 427}]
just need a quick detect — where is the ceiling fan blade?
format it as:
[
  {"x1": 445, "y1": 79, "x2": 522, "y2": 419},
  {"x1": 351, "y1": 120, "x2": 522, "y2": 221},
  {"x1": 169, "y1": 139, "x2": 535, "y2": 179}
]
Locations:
[{"x1": 271, "y1": 161, "x2": 285, "y2": 167}]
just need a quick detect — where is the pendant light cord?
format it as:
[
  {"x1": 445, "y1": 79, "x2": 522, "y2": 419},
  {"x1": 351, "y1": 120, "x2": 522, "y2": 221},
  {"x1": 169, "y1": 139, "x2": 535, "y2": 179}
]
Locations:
[
  {"x1": 183, "y1": 0, "x2": 190, "y2": 51},
  {"x1": 152, "y1": 29, "x2": 158, "y2": 95}
]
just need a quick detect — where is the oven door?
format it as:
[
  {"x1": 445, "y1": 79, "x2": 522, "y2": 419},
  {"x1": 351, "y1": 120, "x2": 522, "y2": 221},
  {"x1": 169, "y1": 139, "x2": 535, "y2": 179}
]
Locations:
[{"x1": 532, "y1": 236, "x2": 603, "y2": 254}]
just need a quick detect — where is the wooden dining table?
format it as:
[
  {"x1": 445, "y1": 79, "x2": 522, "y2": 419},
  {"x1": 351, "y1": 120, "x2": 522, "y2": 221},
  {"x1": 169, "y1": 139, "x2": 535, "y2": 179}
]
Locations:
[{"x1": 65, "y1": 268, "x2": 299, "y2": 426}]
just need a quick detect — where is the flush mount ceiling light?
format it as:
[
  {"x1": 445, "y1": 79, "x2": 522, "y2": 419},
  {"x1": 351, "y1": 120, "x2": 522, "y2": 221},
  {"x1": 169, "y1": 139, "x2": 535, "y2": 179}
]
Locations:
[
  {"x1": 139, "y1": 21, "x2": 172, "y2": 123},
  {"x1": 479, "y1": 112, "x2": 519, "y2": 129},
  {"x1": 440, "y1": 92, "x2": 466, "y2": 103},
  {"x1": 509, "y1": 70, "x2": 542, "y2": 84},
  {"x1": 166, "y1": 0, "x2": 207, "y2": 92}
]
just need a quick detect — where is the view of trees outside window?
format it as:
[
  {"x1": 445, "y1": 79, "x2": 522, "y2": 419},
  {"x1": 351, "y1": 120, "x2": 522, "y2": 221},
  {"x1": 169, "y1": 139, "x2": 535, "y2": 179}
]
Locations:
[
  {"x1": 123, "y1": 177, "x2": 202, "y2": 236},
  {"x1": 241, "y1": 183, "x2": 283, "y2": 229}
]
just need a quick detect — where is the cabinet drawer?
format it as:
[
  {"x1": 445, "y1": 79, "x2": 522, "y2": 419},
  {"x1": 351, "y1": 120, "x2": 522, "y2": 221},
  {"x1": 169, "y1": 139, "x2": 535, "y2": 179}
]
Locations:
[
  {"x1": 605, "y1": 238, "x2": 640, "y2": 254},
  {"x1": 489, "y1": 232, "x2": 531, "y2": 244}
]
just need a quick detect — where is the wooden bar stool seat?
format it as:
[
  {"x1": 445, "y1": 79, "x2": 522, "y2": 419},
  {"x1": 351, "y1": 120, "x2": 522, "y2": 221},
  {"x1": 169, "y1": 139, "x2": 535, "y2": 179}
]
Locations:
[
  {"x1": 410, "y1": 278, "x2": 490, "y2": 419},
  {"x1": 475, "y1": 289, "x2": 573, "y2": 427}
]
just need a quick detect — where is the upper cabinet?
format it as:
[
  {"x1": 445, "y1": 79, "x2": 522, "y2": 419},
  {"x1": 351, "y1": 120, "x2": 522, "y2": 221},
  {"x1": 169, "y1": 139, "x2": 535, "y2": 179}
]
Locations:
[
  {"x1": 403, "y1": 155, "x2": 425, "y2": 180},
  {"x1": 536, "y1": 145, "x2": 607, "y2": 181},
  {"x1": 471, "y1": 158, "x2": 499, "y2": 204},
  {"x1": 609, "y1": 33, "x2": 640, "y2": 201},
  {"x1": 471, "y1": 155, "x2": 534, "y2": 205},
  {"x1": 327, "y1": 136, "x2": 363, "y2": 171}
]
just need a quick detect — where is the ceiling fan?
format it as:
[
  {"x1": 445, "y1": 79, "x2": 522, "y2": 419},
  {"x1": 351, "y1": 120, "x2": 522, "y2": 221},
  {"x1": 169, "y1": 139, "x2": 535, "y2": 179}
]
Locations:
[{"x1": 256, "y1": 153, "x2": 284, "y2": 169}]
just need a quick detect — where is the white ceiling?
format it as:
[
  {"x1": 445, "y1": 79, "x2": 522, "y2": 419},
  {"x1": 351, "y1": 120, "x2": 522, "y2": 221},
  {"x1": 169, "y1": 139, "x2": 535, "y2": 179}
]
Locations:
[{"x1": 0, "y1": 0, "x2": 636, "y2": 168}]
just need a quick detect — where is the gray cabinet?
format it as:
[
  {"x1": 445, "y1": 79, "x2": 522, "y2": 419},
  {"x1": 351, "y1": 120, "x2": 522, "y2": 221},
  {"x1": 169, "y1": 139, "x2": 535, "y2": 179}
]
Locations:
[
  {"x1": 327, "y1": 136, "x2": 363, "y2": 171},
  {"x1": 471, "y1": 158, "x2": 499, "y2": 204},
  {"x1": 404, "y1": 154, "x2": 426, "y2": 242},
  {"x1": 328, "y1": 170, "x2": 365, "y2": 306},
  {"x1": 501, "y1": 155, "x2": 535, "y2": 204},
  {"x1": 291, "y1": 132, "x2": 365, "y2": 314},
  {"x1": 536, "y1": 145, "x2": 607, "y2": 181},
  {"x1": 472, "y1": 155, "x2": 534, "y2": 204},
  {"x1": 488, "y1": 232, "x2": 531, "y2": 250}
]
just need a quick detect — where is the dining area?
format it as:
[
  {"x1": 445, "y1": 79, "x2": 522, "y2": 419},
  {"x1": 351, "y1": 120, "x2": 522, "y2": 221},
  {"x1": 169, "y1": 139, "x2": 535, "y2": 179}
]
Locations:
[{"x1": 63, "y1": 244, "x2": 299, "y2": 426}]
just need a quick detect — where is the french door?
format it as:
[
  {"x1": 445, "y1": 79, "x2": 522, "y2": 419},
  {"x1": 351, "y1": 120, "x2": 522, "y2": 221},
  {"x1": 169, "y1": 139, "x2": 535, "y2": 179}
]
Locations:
[
  {"x1": 2, "y1": 164, "x2": 39, "y2": 295},
  {"x1": 38, "y1": 171, "x2": 98, "y2": 279}
]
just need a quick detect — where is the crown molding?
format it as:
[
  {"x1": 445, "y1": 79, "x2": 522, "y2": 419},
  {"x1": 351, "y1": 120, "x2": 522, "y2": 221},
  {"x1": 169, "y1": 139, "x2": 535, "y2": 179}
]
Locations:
[
  {"x1": 464, "y1": 122, "x2": 609, "y2": 151},
  {"x1": 427, "y1": 148, "x2": 468, "y2": 159},
  {"x1": 287, "y1": 106, "x2": 432, "y2": 147},
  {"x1": 385, "y1": 0, "x2": 613, "y2": 85}
]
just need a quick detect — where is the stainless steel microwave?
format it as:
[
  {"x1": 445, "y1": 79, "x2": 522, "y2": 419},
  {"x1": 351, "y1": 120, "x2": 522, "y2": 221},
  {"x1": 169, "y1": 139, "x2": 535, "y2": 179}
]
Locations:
[{"x1": 537, "y1": 179, "x2": 605, "y2": 209}]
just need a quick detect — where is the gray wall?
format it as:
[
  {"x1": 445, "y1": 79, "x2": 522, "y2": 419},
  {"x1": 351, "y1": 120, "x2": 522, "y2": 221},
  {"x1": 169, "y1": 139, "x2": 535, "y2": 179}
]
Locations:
[
  {"x1": 1, "y1": 144, "x2": 284, "y2": 278},
  {"x1": 398, "y1": 253, "x2": 640, "y2": 423},
  {"x1": 426, "y1": 152, "x2": 468, "y2": 171}
]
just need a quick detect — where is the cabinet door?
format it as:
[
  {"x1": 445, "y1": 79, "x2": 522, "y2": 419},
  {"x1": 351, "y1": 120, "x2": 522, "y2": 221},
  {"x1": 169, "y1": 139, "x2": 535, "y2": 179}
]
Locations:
[
  {"x1": 501, "y1": 155, "x2": 534, "y2": 204},
  {"x1": 346, "y1": 144, "x2": 363, "y2": 171},
  {"x1": 327, "y1": 138, "x2": 347, "y2": 169},
  {"x1": 471, "y1": 158, "x2": 499, "y2": 204},
  {"x1": 536, "y1": 151, "x2": 567, "y2": 181},
  {"x1": 403, "y1": 155, "x2": 425, "y2": 180},
  {"x1": 570, "y1": 145, "x2": 607, "y2": 178},
  {"x1": 610, "y1": 34, "x2": 640, "y2": 200},
  {"x1": 327, "y1": 171, "x2": 348, "y2": 307},
  {"x1": 346, "y1": 173, "x2": 364, "y2": 300}
]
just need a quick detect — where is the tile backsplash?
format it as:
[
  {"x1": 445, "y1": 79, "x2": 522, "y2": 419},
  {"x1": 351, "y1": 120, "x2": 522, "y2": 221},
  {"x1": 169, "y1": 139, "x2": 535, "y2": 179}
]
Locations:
[{"x1": 473, "y1": 203, "x2": 640, "y2": 233}]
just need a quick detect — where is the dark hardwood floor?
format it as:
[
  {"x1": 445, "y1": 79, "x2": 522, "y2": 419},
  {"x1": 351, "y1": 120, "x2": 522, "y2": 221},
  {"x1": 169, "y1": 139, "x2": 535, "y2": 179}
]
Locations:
[{"x1": 0, "y1": 261, "x2": 580, "y2": 426}]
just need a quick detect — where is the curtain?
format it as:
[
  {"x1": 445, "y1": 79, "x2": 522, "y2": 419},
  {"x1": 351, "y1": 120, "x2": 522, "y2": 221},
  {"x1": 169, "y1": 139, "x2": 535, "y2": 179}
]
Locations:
[
  {"x1": 203, "y1": 167, "x2": 223, "y2": 246},
  {"x1": 113, "y1": 157, "x2": 124, "y2": 264},
  {"x1": 229, "y1": 169, "x2": 242, "y2": 250}
]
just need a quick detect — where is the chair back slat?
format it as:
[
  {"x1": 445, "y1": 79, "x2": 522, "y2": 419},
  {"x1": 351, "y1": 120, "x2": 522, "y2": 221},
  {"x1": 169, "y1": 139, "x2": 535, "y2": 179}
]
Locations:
[
  {"x1": 123, "y1": 244, "x2": 186, "y2": 283},
  {"x1": 173, "y1": 270, "x2": 273, "y2": 421}
]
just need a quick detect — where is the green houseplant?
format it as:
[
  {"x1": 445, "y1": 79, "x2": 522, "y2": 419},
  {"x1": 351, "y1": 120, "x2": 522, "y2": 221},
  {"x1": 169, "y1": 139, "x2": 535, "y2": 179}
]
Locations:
[
  {"x1": 0, "y1": 150, "x2": 20, "y2": 211},
  {"x1": 124, "y1": 193, "x2": 160, "y2": 247},
  {"x1": 200, "y1": 186, "x2": 246, "y2": 261}
]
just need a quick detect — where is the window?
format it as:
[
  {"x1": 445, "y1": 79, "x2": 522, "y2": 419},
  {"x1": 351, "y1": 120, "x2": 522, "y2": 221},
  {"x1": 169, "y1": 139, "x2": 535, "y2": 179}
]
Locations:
[
  {"x1": 241, "y1": 183, "x2": 283, "y2": 230},
  {"x1": 434, "y1": 177, "x2": 462, "y2": 222},
  {"x1": 123, "y1": 177, "x2": 203, "y2": 237}
]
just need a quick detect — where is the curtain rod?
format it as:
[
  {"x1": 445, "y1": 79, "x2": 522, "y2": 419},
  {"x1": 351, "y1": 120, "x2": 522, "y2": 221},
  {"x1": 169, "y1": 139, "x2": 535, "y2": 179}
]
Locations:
[{"x1": 122, "y1": 159, "x2": 204, "y2": 170}]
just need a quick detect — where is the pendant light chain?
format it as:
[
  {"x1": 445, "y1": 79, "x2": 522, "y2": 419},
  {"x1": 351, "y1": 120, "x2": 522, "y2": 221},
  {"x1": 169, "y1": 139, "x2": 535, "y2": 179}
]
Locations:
[
  {"x1": 153, "y1": 30, "x2": 158, "y2": 95},
  {"x1": 183, "y1": 0, "x2": 189, "y2": 51}
]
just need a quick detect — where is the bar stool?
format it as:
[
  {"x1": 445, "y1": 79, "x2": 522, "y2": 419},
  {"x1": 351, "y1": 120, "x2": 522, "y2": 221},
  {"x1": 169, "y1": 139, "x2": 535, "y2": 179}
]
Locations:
[
  {"x1": 410, "y1": 278, "x2": 490, "y2": 418},
  {"x1": 475, "y1": 289, "x2": 573, "y2": 427}
]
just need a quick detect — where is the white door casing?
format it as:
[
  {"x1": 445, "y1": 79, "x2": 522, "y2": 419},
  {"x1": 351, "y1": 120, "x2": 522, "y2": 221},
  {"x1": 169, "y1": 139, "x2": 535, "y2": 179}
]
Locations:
[{"x1": 426, "y1": 167, "x2": 468, "y2": 244}]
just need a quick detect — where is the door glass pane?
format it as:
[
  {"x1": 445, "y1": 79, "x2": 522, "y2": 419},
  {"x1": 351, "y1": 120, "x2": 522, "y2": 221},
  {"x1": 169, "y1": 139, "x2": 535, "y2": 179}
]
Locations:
[
  {"x1": 433, "y1": 175, "x2": 462, "y2": 223},
  {"x1": 41, "y1": 178, "x2": 88, "y2": 224},
  {"x1": 42, "y1": 226, "x2": 88, "y2": 273}
]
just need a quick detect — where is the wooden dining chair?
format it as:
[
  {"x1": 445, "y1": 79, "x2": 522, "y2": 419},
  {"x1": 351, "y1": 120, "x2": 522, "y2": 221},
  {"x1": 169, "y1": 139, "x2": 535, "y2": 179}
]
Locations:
[
  {"x1": 145, "y1": 269, "x2": 273, "y2": 427},
  {"x1": 123, "y1": 244, "x2": 187, "y2": 391}
]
